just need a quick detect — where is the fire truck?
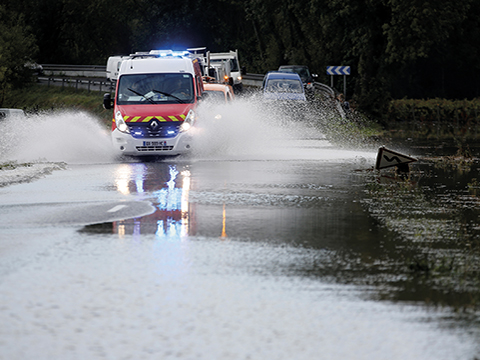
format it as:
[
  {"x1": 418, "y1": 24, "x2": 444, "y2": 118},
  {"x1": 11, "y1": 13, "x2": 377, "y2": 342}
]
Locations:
[{"x1": 103, "y1": 50, "x2": 205, "y2": 157}]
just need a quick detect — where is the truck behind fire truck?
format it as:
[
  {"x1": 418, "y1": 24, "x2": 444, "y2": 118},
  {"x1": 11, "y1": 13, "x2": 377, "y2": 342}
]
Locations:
[
  {"x1": 103, "y1": 50, "x2": 205, "y2": 157},
  {"x1": 186, "y1": 48, "x2": 244, "y2": 93},
  {"x1": 208, "y1": 50, "x2": 243, "y2": 93}
]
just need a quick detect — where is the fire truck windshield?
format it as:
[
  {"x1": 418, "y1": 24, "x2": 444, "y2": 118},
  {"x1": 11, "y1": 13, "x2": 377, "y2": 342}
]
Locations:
[{"x1": 117, "y1": 73, "x2": 194, "y2": 104}]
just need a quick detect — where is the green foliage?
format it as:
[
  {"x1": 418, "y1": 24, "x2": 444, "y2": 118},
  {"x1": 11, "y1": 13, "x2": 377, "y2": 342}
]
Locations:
[
  {"x1": 3, "y1": 0, "x2": 480, "y2": 117},
  {"x1": 383, "y1": 0, "x2": 469, "y2": 64},
  {"x1": 2, "y1": 84, "x2": 112, "y2": 126},
  {"x1": 0, "y1": 5, "x2": 38, "y2": 106},
  {"x1": 387, "y1": 98, "x2": 480, "y2": 123}
]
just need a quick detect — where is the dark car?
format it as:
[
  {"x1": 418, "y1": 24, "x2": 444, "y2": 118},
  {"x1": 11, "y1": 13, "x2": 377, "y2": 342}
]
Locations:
[{"x1": 278, "y1": 65, "x2": 317, "y2": 99}]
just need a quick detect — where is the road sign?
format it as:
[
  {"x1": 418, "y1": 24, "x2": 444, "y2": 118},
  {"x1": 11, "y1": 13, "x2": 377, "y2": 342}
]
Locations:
[
  {"x1": 326, "y1": 66, "x2": 351, "y2": 75},
  {"x1": 375, "y1": 146, "x2": 417, "y2": 170}
]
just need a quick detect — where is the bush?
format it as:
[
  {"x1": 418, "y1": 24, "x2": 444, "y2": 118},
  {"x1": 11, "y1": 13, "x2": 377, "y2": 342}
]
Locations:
[
  {"x1": 2, "y1": 84, "x2": 112, "y2": 127},
  {"x1": 387, "y1": 98, "x2": 480, "y2": 124}
]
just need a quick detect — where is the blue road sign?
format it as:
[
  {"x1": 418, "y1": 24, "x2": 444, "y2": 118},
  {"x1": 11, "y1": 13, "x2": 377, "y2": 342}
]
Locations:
[{"x1": 326, "y1": 66, "x2": 351, "y2": 75}]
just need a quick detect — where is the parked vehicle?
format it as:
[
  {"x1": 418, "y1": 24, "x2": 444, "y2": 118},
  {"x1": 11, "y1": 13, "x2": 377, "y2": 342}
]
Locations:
[{"x1": 103, "y1": 50, "x2": 205, "y2": 157}]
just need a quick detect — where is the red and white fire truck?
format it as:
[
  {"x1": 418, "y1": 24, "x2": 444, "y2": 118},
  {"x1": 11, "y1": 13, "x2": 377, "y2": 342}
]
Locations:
[{"x1": 104, "y1": 50, "x2": 205, "y2": 156}]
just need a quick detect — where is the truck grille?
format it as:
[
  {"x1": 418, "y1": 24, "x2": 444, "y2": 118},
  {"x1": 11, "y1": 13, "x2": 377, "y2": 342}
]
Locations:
[
  {"x1": 136, "y1": 145, "x2": 174, "y2": 152},
  {"x1": 128, "y1": 123, "x2": 180, "y2": 139}
]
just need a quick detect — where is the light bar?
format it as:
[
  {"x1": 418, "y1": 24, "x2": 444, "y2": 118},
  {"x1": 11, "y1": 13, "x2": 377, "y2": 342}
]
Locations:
[{"x1": 149, "y1": 50, "x2": 189, "y2": 57}]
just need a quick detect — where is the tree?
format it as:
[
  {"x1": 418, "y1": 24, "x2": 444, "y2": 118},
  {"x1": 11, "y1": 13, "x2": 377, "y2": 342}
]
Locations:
[{"x1": 0, "y1": 5, "x2": 38, "y2": 106}]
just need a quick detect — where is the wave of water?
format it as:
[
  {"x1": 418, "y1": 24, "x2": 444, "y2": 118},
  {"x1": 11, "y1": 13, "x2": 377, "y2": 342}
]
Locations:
[
  {"x1": 0, "y1": 110, "x2": 115, "y2": 164},
  {"x1": 0, "y1": 97, "x2": 376, "y2": 165},
  {"x1": 193, "y1": 95, "x2": 376, "y2": 163}
]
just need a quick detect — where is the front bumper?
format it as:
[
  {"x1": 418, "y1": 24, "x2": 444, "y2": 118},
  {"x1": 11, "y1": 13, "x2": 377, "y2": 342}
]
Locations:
[{"x1": 111, "y1": 128, "x2": 193, "y2": 156}]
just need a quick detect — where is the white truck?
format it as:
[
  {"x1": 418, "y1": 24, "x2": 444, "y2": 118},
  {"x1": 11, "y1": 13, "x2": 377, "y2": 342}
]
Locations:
[
  {"x1": 106, "y1": 55, "x2": 130, "y2": 81},
  {"x1": 184, "y1": 48, "x2": 244, "y2": 93},
  {"x1": 208, "y1": 50, "x2": 243, "y2": 93}
]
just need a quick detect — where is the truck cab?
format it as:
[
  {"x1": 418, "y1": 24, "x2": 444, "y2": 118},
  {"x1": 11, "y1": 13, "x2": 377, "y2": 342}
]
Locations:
[
  {"x1": 209, "y1": 50, "x2": 243, "y2": 93},
  {"x1": 104, "y1": 50, "x2": 204, "y2": 156}
]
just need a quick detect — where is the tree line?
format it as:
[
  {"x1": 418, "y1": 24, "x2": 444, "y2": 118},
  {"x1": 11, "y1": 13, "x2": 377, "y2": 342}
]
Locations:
[{"x1": 2, "y1": 0, "x2": 480, "y2": 118}]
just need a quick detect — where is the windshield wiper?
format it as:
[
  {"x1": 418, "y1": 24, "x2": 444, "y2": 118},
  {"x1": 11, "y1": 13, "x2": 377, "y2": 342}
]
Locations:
[
  {"x1": 151, "y1": 89, "x2": 186, "y2": 103},
  {"x1": 127, "y1": 88, "x2": 156, "y2": 104}
]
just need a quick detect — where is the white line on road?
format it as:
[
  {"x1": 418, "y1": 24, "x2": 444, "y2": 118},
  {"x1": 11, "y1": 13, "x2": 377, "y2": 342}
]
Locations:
[{"x1": 107, "y1": 204, "x2": 127, "y2": 213}]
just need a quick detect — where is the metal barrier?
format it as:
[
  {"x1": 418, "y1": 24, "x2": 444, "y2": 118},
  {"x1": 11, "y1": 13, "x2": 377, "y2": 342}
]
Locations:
[
  {"x1": 41, "y1": 64, "x2": 107, "y2": 78},
  {"x1": 38, "y1": 76, "x2": 115, "y2": 93},
  {"x1": 38, "y1": 65, "x2": 336, "y2": 96},
  {"x1": 314, "y1": 82, "x2": 336, "y2": 97}
]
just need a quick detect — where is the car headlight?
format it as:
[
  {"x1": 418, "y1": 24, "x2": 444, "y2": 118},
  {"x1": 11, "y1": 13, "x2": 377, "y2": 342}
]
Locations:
[
  {"x1": 179, "y1": 109, "x2": 195, "y2": 132},
  {"x1": 115, "y1": 111, "x2": 130, "y2": 133}
]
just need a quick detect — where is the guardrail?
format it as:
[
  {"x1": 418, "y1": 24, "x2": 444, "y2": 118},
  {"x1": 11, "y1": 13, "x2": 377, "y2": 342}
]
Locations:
[
  {"x1": 37, "y1": 76, "x2": 114, "y2": 92},
  {"x1": 314, "y1": 82, "x2": 336, "y2": 97},
  {"x1": 242, "y1": 73, "x2": 264, "y2": 87},
  {"x1": 39, "y1": 65, "x2": 336, "y2": 96},
  {"x1": 41, "y1": 64, "x2": 106, "y2": 78}
]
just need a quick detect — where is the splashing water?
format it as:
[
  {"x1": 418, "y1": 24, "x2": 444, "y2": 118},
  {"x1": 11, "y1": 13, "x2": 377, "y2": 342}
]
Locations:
[
  {"x1": 0, "y1": 110, "x2": 115, "y2": 164},
  {"x1": 0, "y1": 95, "x2": 376, "y2": 166},
  {"x1": 192, "y1": 93, "x2": 377, "y2": 163}
]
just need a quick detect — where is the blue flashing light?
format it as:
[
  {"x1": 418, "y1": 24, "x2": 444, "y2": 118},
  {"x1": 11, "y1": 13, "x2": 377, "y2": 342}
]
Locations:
[{"x1": 150, "y1": 50, "x2": 189, "y2": 57}]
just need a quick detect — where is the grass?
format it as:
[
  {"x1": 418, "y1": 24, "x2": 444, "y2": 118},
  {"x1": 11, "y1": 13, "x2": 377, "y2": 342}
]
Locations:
[
  {"x1": 2, "y1": 83, "x2": 113, "y2": 128},
  {"x1": 0, "y1": 161, "x2": 33, "y2": 170}
]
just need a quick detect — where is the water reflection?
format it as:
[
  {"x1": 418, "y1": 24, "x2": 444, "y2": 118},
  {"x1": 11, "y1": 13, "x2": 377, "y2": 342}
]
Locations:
[{"x1": 112, "y1": 162, "x2": 194, "y2": 239}]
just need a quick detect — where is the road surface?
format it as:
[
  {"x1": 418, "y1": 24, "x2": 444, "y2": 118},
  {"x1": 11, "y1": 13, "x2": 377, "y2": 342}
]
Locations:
[{"x1": 0, "y1": 102, "x2": 478, "y2": 359}]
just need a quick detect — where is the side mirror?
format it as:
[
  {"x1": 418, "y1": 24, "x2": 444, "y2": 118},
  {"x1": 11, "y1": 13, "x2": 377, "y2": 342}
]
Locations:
[
  {"x1": 241, "y1": 66, "x2": 247, "y2": 76},
  {"x1": 103, "y1": 93, "x2": 113, "y2": 110}
]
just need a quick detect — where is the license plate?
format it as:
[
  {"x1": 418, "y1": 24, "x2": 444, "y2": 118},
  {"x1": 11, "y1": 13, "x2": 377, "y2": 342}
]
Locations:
[{"x1": 143, "y1": 141, "x2": 167, "y2": 146}]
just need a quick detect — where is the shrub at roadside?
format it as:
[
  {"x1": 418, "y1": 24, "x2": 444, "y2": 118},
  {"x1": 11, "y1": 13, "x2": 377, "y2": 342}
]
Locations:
[
  {"x1": 387, "y1": 98, "x2": 480, "y2": 124},
  {"x1": 384, "y1": 98, "x2": 480, "y2": 140},
  {"x1": 2, "y1": 84, "x2": 112, "y2": 127}
]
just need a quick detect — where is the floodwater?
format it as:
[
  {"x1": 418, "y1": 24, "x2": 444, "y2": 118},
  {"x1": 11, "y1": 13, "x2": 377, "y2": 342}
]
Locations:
[{"x1": 0, "y1": 98, "x2": 479, "y2": 359}]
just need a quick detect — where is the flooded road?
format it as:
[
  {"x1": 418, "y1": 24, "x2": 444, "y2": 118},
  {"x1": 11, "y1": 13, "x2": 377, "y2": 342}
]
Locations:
[{"x1": 0, "y1": 107, "x2": 479, "y2": 359}]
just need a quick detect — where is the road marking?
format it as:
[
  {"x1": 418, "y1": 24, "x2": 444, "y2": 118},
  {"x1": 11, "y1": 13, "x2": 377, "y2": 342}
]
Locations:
[{"x1": 107, "y1": 204, "x2": 127, "y2": 213}]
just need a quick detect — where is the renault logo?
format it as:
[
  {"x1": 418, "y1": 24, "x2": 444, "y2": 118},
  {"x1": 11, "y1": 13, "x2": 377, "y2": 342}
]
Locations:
[{"x1": 150, "y1": 120, "x2": 159, "y2": 129}]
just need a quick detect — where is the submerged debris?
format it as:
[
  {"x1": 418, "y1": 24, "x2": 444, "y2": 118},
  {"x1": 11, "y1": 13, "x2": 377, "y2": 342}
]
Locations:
[{"x1": 0, "y1": 161, "x2": 67, "y2": 187}]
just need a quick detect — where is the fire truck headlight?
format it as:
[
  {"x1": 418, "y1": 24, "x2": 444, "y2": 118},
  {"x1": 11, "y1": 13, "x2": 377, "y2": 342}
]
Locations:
[
  {"x1": 115, "y1": 111, "x2": 130, "y2": 133},
  {"x1": 180, "y1": 109, "x2": 195, "y2": 132}
]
